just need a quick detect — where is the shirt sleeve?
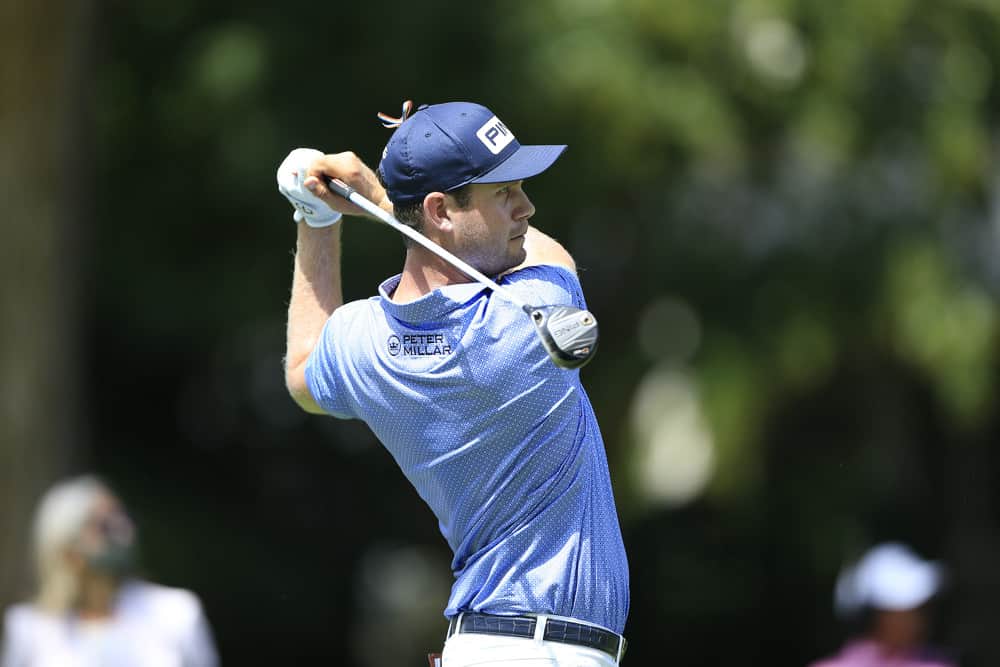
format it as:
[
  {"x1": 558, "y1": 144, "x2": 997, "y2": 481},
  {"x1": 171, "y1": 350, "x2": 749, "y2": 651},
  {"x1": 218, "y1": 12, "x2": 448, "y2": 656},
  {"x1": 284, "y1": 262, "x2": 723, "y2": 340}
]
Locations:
[
  {"x1": 303, "y1": 305, "x2": 362, "y2": 420},
  {"x1": 179, "y1": 596, "x2": 219, "y2": 667},
  {"x1": 501, "y1": 264, "x2": 588, "y2": 311},
  {"x1": 1, "y1": 607, "x2": 30, "y2": 667}
]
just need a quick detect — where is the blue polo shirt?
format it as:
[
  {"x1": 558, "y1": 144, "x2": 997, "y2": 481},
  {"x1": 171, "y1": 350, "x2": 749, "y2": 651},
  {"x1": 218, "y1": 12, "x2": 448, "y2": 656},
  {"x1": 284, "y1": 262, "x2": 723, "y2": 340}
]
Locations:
[{"x1": 304, "y1": 264, "x2": 629, "y2": 634}]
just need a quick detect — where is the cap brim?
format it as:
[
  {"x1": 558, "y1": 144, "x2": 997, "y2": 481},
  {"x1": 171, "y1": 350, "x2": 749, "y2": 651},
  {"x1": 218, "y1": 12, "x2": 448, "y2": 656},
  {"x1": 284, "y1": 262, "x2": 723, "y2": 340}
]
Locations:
[{"x1": 469, "y1": 144, "x2": 567, "y2": 185}]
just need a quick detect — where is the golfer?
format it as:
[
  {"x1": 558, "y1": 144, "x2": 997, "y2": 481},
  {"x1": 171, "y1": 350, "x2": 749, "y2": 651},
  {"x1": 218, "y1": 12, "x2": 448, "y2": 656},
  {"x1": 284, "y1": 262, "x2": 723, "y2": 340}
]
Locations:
[{"x1": 279, "y1": 101, "x2": 629, "y2": 666}]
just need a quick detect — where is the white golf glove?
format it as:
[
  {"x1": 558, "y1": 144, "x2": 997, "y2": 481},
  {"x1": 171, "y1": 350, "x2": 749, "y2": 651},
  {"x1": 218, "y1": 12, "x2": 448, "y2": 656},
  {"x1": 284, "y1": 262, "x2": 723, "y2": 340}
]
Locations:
[{"x1": 276, "y1": 148, "x2": 343, "y2": 227}]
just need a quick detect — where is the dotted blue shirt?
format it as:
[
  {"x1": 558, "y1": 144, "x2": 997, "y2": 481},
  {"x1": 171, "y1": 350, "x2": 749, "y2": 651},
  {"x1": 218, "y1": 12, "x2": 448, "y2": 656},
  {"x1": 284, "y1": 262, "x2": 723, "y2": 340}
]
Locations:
[{"x1": 304, "y1": 264, "x2": 629, "y2": 633}]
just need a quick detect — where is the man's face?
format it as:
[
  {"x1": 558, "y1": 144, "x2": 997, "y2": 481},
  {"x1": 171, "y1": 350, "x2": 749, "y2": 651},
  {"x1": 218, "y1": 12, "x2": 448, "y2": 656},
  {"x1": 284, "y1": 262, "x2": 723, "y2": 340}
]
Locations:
[{"x1": 447, "y1": 180, "x2": 535, "y2": 276}]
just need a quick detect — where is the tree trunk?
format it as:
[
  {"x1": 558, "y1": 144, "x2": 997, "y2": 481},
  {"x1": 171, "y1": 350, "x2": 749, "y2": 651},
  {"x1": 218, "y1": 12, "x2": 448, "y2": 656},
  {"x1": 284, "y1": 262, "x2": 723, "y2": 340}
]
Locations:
[{"x1": 0, "y1": 0, "x2": 94, "y2": 608}]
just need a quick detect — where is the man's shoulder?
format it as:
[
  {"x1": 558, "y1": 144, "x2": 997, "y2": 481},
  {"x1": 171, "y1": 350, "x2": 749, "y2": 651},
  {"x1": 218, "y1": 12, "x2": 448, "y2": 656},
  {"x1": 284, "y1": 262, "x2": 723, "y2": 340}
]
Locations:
[
  {"x1": 340, "y1": 295, "x2": 380, "y2": 314},
  {"x1": 501, "y1": 264, "x2": 584, "y2": 306},
  {"x1": 329, "y1": 296, "x2": 380, "y2": 325},
  {"x1": 503, "y1": 263, "x2": 579, "y2": 283}
]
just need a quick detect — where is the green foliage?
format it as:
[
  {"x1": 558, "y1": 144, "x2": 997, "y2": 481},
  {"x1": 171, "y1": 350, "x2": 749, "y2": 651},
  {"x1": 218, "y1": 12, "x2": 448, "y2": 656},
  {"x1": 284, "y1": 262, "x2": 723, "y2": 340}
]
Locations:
[
  {"x1": 80, "y1": 1, "x2": 1000, "y2": 662},
  {"x1": 883, "y1": 239, "x2": 998, "y2": 423},
  {"x1": 498, "y1": 0, "x2": 1000, "y2": 506}
]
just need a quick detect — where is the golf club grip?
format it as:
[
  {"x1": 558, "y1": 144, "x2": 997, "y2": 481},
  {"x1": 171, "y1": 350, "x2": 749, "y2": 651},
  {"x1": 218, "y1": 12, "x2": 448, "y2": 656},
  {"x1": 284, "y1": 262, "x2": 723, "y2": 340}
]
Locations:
[
  {"x1": 322, "y1": 175, "x2": 398, "y2": 228},
  {"x1": 325, "y1": 177, "x2": 354, "y2": 200}
]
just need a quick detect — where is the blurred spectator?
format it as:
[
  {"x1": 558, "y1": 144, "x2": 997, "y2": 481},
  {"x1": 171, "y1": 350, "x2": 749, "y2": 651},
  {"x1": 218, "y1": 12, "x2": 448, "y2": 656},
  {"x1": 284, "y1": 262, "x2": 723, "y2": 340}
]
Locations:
[
  {"x1": 1, "y1": 475, "x2": 218, "y2": 667},
  {"x1": 809, "y1": 542, "x2": 956, "y2": 667}
]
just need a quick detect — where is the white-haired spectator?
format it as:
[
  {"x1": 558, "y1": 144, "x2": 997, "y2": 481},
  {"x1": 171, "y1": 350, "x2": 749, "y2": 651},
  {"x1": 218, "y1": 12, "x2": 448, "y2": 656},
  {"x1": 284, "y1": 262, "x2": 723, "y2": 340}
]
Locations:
[
  {"x1": 1, "y1": 475, "x2": 219, "y2": 667},
  {"x1": 808, "y1": 542, "x2": 957, "y2": 667}
]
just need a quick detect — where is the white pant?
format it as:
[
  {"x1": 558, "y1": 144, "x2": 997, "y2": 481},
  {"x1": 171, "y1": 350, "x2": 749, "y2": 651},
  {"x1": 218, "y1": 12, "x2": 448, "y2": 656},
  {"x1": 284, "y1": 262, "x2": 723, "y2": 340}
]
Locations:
[{"x1": 442, "y1": 632, "x2": 619, "y2": 666}]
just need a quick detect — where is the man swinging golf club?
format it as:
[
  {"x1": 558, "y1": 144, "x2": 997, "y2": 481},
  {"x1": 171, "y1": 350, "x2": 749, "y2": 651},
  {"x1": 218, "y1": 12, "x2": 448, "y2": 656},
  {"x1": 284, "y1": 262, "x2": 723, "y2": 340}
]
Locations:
[{"x1": 278, "y1": 100, "x2": 629, "y2": 666}]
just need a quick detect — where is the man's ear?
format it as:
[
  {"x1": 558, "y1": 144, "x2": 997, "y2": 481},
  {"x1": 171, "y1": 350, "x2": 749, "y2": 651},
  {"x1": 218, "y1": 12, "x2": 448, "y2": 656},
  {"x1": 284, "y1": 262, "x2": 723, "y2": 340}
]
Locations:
[{"x1": 422, "y1": 192, "x2": 453, "y2": 235}]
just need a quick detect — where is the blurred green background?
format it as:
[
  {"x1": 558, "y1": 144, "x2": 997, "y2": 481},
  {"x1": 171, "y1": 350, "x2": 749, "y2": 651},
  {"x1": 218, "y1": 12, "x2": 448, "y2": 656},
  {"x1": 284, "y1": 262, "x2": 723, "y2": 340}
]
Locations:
[{"x1": 3, "y1": 0, "x2": 999, "y2": 664}]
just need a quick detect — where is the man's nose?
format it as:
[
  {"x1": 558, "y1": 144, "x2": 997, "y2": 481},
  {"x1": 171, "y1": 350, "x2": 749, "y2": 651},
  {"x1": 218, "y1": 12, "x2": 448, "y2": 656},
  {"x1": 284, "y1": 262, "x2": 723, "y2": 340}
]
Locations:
[{"x1": 514, "y1": 190, "x2": 535, "y2": 221}]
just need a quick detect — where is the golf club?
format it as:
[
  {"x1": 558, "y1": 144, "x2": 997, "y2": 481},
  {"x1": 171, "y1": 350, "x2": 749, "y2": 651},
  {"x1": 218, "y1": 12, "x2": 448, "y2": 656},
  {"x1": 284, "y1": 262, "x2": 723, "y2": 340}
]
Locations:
[{"x1": 323, "y1": 177, "x2": 599, "y2": 369}]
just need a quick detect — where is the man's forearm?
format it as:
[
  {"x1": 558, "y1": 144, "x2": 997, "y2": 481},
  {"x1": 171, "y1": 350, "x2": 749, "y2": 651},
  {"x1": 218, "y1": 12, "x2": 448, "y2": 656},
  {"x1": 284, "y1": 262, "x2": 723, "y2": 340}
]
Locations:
[
  {"x1": 511, "y1": 226, "x2": 576, "y2": 273},
  {"x1": 285, "y1": 223, "x2": 343, "y2": 412}
]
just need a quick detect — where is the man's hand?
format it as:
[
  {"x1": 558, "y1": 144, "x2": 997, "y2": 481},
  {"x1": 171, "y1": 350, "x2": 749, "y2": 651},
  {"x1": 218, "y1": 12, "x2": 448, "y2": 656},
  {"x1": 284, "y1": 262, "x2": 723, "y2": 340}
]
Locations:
[
  {"x1": 302, "y1": 152, "x2": 392, "y2": 220},
  {"x1": 277, "y1": 148, "x2": 343, "y2": 227}
]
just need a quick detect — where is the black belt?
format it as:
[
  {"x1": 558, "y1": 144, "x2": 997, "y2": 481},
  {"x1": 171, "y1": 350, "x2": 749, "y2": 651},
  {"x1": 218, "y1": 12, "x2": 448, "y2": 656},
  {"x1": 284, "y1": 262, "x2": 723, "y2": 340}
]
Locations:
[{"x1": 446, "y1": 612, "x2": 627, "y2": 662}]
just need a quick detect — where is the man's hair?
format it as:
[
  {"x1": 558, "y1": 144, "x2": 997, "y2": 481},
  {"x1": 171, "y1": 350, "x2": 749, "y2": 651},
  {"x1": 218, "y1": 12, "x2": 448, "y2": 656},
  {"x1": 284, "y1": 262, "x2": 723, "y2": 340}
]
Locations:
[{"x1": 377, "y1": 170, "x2": 472, "y2": 247}]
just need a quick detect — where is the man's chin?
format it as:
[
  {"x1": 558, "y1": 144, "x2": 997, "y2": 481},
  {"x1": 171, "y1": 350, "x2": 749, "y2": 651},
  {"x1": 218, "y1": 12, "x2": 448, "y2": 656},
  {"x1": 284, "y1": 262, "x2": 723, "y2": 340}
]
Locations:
[
  {"x1": 507, "y1": 248, "x2": 528, "y2": 271},
  {"x1": 488, "y1": 252, "x2": 526, "y2": 278}
]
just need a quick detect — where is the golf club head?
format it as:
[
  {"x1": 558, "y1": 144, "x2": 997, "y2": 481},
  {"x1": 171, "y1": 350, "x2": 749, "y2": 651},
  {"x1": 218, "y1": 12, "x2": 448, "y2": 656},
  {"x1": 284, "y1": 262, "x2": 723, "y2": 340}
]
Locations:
[{"x1": 526, "y1": 305, "x2": 599, "y2": 369}]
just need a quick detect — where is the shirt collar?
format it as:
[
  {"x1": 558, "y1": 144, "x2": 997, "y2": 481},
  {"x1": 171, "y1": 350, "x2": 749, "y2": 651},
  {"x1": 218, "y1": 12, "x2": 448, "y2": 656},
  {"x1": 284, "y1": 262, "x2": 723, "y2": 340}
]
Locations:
[{"x1": 378, "y1": 274, "x2": 490, "y2": 322}]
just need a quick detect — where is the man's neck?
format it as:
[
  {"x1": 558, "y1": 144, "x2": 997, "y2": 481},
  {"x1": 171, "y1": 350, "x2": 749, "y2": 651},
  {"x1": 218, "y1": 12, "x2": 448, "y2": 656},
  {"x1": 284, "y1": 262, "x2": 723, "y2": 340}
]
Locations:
[{"x1": 392, "y1": 250, "x2": 476, "y2": 302}]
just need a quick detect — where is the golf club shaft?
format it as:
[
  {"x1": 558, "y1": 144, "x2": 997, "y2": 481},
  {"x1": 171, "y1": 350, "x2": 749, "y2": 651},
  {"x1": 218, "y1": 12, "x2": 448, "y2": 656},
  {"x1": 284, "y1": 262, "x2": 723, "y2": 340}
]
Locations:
[{"x1": 324, "y1": 177, "x2": 529, "y2": 311}]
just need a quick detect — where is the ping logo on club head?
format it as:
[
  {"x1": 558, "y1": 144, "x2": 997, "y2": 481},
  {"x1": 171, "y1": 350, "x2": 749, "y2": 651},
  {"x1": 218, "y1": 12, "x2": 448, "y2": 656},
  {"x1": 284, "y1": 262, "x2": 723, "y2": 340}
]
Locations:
[
  {"x1": 476, "y1": 116, "x2": 515, "y2": 155},
  {"x1": 387, "y1": 335, "x2": 401, "y2": 356}
]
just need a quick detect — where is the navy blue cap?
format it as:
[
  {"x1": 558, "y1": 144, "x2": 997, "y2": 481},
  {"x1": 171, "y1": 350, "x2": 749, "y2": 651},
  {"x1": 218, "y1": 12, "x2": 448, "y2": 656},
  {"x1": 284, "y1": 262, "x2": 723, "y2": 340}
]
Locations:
[{"x1": 377, "y1": 102, "x2": 567, "y2": 206}]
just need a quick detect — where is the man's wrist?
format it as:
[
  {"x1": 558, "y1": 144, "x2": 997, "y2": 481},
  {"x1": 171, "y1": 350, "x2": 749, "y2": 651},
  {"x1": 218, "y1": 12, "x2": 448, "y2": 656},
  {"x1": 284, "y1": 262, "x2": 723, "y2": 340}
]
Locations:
[
  {"x1": 374, "y1": 194, "x2": 394, "y2": 217},
  {"x1": 297, "y1": 219, "x2": 342, "y2": 239},
  {"x1": 300, "y1": 210, "x2": 343, "y2": 227}
]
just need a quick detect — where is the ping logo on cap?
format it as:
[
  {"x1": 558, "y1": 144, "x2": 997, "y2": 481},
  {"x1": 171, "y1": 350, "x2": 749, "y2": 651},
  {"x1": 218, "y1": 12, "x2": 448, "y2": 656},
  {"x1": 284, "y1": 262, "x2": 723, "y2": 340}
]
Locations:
[{"x1": 476, "y1": 116, "x2": 515, "y2": 155}]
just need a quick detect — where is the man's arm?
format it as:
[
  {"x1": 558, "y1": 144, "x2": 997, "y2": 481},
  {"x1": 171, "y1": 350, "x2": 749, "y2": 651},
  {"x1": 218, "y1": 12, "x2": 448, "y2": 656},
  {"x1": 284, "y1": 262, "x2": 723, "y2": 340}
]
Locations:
[
  {"x1": 285, "y1": 223, "x2": 342, "y2": 414},
  {"x1": 283, "y1": 152, "x2": 388, "y2": 414},
  {"x1": 505, "y1": 226, "x2": 576, "y2": 275}
]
